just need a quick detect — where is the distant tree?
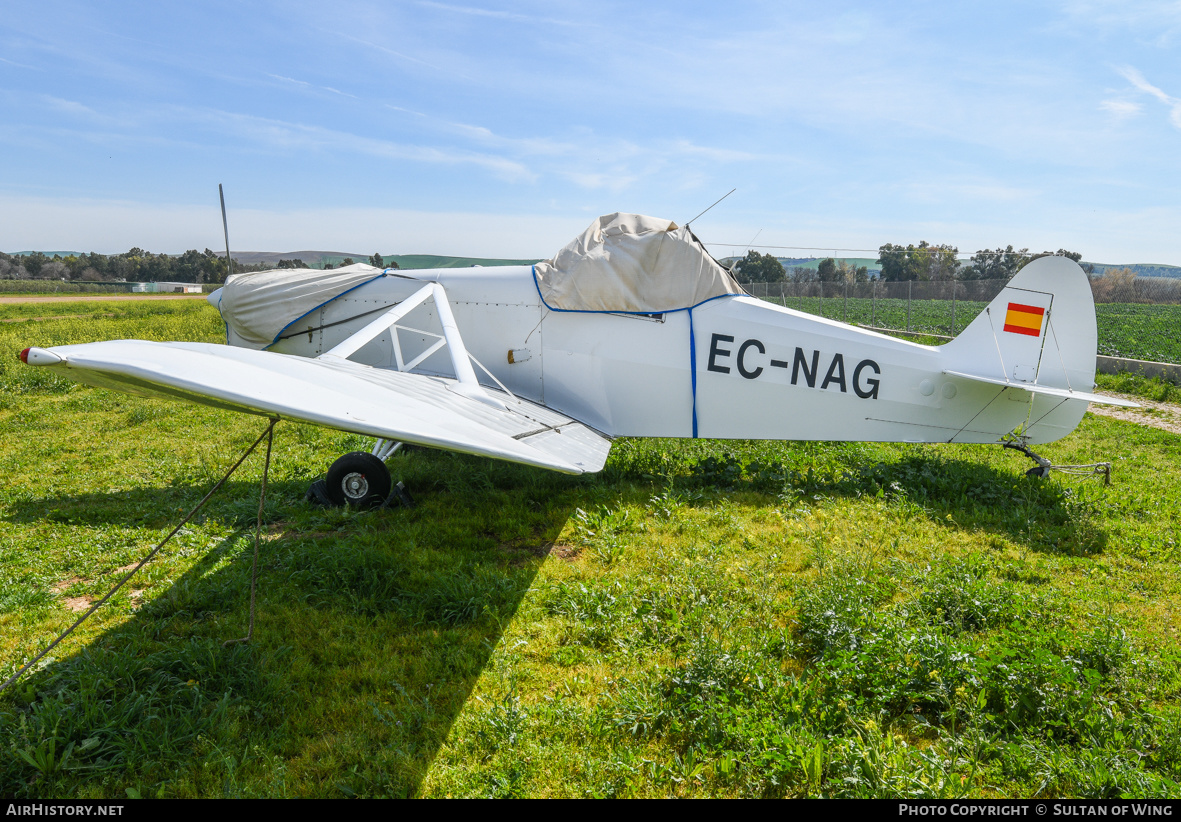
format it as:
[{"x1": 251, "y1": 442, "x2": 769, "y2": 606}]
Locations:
[
  {"x1": 369, "y1": 253, "x2": 384, "y2": 268},
  {"x1": 732, "y1": 250, "x2": 786, "y2": 283},
  {"x1": 341, "y1": 257, "x2": 356, "y2": 267},
  {"x1": 143, "y1": 252, "x2": 170, "y2": 282},
  {"x1": 877, "y1": 242, "x2": 958, "y2": 281},
  {"x1": 1022, "y1": 248, "x2": 1093, "y2": 275},
  {"x1": 40, "y1": 260, "x2": 69, "y2": 280},
  {"x1": 201, "y1": 249, "x2": 227, "y2": 283},
  {"x1": 1092, "y1": 267, "x2": 1136, "y2": 302},
  {"x1": 22, "y1": 252, "x2": 48, "y2": 278},
  {"x1": 323, "y1": 263, "x2": 334, "y2": 270},
  {"x1": 174, "y1": 249, "x2": 205, "y2": 283},
  {"x1": 789, "y1": 265, "x2": 816, "y2": 283},
  {"x1": 277, "y1": 259, "x2": 307, "y2": 269},
  {"x1": 964, "y1": 246, "x2": 1029, "y2": 280},
  {"x1": 0, "y1": 256, "x2": 30, "y2": 279},
  {"x1": 877, "y1": 244, "x2": 908, "y2": 282},
  {"x1": 79, "y1": 252, "x2": 111, "y2": 280},
  {"x1": 836, "y1": 260, "x2": 870, "y2": 283},
  {"x1": 817, "y1": 258, "x2": 839, "y2": 283},
  {"x1": 926, "y1": 245, "x2": 960, "y2": 280}
]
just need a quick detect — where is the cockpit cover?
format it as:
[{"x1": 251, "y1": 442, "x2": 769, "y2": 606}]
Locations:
[
  {"x1": 533, "y1": 213, "x2": 744, "y2": 313},
  {"x1": 218, "y1": 263, "x2": 384, "y2": 349}
]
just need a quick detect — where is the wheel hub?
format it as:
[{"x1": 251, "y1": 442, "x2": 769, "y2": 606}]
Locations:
[{"x1": 341, "y1": 471, "x2": 369, "y2": 499}]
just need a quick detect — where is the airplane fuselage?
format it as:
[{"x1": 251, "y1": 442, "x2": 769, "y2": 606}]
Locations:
[{"x1": 260, "y1": 265, "x2": 1090, "y2": 445}]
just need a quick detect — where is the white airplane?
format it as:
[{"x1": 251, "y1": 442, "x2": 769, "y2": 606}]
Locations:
[{"x1": 19, "y1": 213, "x2": 1136, "y2": 507}]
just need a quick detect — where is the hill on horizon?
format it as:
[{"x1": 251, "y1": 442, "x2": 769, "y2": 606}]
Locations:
[{"x1": 228, "y1": 250, "x2": 542, "y2": 269}]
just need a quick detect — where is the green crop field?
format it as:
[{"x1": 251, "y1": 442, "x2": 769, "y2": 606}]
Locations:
[
  {"x1": 761, "y1": 294, "x2": 1181, "y2": 365},
  {"x1": 2, "y1": 301, "x2": 1181, "y2": 798}
]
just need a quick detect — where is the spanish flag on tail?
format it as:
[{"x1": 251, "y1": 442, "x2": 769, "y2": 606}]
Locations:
[{"x1": 1003, "y1": 302, "x2": 1045, "y2": 337}]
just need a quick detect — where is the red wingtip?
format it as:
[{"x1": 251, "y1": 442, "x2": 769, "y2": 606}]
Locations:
[{"x1": 19, "y1": 348, "x2": 30, "y2": 364}]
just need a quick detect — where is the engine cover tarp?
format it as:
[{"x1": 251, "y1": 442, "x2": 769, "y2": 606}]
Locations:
[
  {"x1": 533, "y1": 213, "x2": 743, "y2": 313},
  {"x1": 218, "y1": 263, "x2": 384, "y2": 349}
]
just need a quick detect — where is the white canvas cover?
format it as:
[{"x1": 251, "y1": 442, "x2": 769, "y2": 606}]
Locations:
[
  {"x1": 533, "y1": 213, "x2": 743, "y2": 313},
  {"x1": 218, "y1": 263, "x2": 384, "y2": 349}
]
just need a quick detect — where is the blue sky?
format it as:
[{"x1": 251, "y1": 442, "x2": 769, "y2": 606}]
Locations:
[{"x1": 1, "y1": 0, "x2": 1179, "y2": 263}]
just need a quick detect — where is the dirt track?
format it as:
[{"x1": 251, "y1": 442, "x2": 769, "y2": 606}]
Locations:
[
  {"x1": 0, "y1": 294, "x2": 207, "y2": 304},
  {"x1": 1090, "y1": 393, "x2": 1181, "y2": 435}
]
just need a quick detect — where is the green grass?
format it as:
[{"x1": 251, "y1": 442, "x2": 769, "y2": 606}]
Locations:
[
  {"x1": 2, "y1": 302, "x2": 1181, "y2": 798},
  {"x1": 0, "y1": 281, "x2": 131, "y2": 295},
  {"x1": 1094, "y1": 373, "x2": 1181, "y2": 401},
  {"x1": 0, "y1": 301, "x2": 225, "y2": 394}
]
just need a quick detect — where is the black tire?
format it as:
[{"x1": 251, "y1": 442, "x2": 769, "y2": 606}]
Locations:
[{"x1": 325, "y1": 451, "x2": 392, "y2": 508}]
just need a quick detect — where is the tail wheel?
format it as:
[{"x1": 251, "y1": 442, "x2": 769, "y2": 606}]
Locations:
[{"x1": 325, "y1": 451, "x2": 392, "y2": 508}]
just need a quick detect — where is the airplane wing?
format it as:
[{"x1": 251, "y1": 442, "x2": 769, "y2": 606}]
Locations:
[{"x1": 21, "y1": 340, "x2": 611, "y2": 475}]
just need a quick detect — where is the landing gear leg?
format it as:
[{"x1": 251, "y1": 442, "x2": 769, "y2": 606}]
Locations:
[
  {"x1": 1003, "y1": 441, "x2": 1052, "y2": 478},
  {"x1": 371, "y1": 439, "x2": 415, "y2": 508}
]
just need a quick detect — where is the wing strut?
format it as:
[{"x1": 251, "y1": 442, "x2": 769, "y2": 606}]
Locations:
[{"x1": 319, "y1": 282, "x2": 506, "y2": 410}]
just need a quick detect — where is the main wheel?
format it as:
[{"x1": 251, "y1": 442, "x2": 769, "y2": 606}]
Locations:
[{"x1": 325, "y1": 451, "x2": 392, "y2": 508}]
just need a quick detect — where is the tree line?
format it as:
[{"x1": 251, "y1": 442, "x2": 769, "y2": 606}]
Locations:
[
  {"x1": 0, "y1": 248, "x2": 269, "y2": 284},
  {"x1": 730, "y1": 243, "x2": 1095, "y2": 284},
  {"x1": 0, "y1": 249, "x2": 399, "y2": 284}
]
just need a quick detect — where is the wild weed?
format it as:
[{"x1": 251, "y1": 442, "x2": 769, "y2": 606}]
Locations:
[
  {"x1": 911, "y1": 555, "x2": 1022, "y2": 633},
  {"x1": 792, "y1": 554, "x2": 897, "y2": 657}
]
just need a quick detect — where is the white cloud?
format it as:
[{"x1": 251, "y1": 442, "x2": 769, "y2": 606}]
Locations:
[
  {"x1": 334, "y1": 32, "x2": 452, "y2": 75},
  {"x1": 1115, "y1": 65, "x2": 1181, "y2": 129},
  {"x1": 42, "y1": 96, "x2": 100, "y2": 118},
  {"x1": 0, "y1": 55, "x2": 39, "y2": 70},
  {"x1": 1099, "y1": 99, "x2": 1143, "y2": 120},
  {"x1": 181, "y1": 108, "x2": 537, "y2": 182},
  {"x1": 904, "y1": 181, "x2": 1039, "y2": 204},
  {"x1": 414, "y1": 1, "x2": 577, "y2": 27},
  {"x1": 559, "y1": 171, "x2": 637, "y2": 193},
  {"x1": 1058, "y1": 0, "x2": 1181, "y2": 43},
  {"x1": 666, "y1": 140, "x2": 772, "y2": 164},
  {"x1": 266, "y1": 74, "x2": 358, "y2": 99}
]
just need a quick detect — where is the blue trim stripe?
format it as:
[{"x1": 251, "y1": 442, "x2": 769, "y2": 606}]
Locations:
[
  {"x1": 689, "y1": 307, "x2": 698, "y2": 438},
  {"x1": 530, "y1": 265, "x2": 741, "y2": 316},
  {"x1": 532, "y1": 264, "x2": 734, "y2": 439},
  {"x1": 266, "y1": 272, "x2": 389, "y2": 350}
]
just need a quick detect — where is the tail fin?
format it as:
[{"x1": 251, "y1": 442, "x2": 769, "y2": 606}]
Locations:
[{"x1": 942, "y1": 255, "x2": 1098, "y2": 396}]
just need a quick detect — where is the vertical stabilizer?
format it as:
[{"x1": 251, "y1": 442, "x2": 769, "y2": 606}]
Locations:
[{"x1": 942, "y1": 256, "x2": 1097, "y2": 395}]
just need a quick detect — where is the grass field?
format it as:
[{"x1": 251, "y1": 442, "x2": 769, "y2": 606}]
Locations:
[
  {"x1": 762, "y1": 295, "x2": 1181, "y2": 365},
  {"x1": 2, "y1": 302, "x2": 1181, "y2": 798},
  {"x1": 0, "y1": 281, "x2": 131, "y2": 295}
]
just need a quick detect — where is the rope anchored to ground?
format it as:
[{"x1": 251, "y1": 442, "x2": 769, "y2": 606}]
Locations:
[{"x1": 0, "y1": 418, "x2": 279, "y2": 696}]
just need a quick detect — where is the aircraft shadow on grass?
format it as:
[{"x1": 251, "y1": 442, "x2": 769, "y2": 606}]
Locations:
[
  {"x1": 617, "y1": 447, "x2": 1110, "y2": 557},
  {"x1": 1, "y1": 448, "x2": 1105, "y2": 797},
  {"x1": 1, "y1": 463, "x2": 580, "y2": 798}
]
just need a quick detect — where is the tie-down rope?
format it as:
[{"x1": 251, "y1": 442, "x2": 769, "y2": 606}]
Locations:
[{"x1": 0, "y1": 418, "x2": 279, "y2": 695}]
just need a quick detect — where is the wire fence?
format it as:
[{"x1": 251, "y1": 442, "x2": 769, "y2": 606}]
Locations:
[{"x1": 743, "y1": 276, "x2": 1181, "y2": 366}]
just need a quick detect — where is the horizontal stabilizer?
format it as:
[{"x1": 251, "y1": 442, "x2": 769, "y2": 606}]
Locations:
[
  {"x1": 942, "y1": 370, "x2": 1140, "y2": 408},
  {"x1": 24, "y1": 341, "x2": 611, "y2": 474}
]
